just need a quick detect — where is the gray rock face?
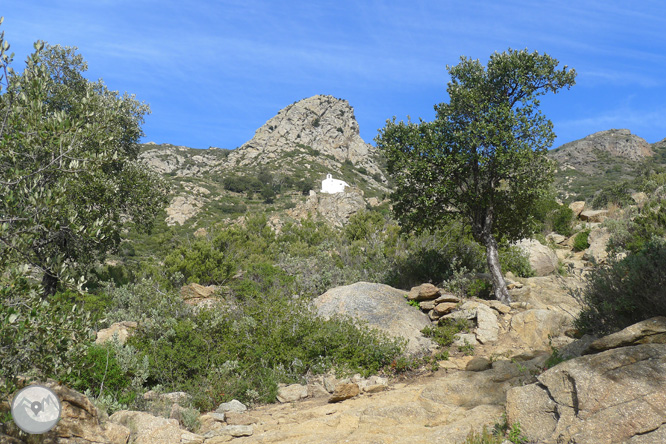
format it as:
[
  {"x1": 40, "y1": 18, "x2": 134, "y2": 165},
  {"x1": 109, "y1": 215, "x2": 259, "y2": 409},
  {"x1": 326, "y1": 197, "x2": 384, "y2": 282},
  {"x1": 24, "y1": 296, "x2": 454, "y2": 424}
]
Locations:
[
  {"x1": 288, "y1": 188, "x2": 366, "y2": 227},
  {"x1": 550, "y1": 129, "x2": 654, "y2": 173},
  {"x1": 227, "y1": 95, "x2": 380, "y2": 174},
  {"x1": 506, "y1": 343, "x2": 666, "y2": 444},
  {"x1": 313, "y1": 282, "x2": 434, "y2": 353},
  {"x1": 216, "y1": 399, "x2": 247, "y2": 414},
  {"x1": 277, "y1": 384, "x2": 308, "y2": 403}
]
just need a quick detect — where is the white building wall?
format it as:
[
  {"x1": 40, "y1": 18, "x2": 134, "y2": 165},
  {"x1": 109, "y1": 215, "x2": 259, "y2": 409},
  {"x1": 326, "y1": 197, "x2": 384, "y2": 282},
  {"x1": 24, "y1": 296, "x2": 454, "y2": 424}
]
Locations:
[{"x1": 321, "y1": 174, "x2": 349, "y2": 194}]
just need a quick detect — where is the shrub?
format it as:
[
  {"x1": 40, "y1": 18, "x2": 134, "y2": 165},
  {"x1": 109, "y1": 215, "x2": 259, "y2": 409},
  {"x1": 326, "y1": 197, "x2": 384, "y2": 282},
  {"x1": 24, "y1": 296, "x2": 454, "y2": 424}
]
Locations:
[
  {"x1": 0, "y1": 269, "x2": 94, "y2": 399},
  {"x1": 498, "y1": 245, "x2": 535, "y2": 278},
  {"x1": 421, "y1": 318, "x2": 470, "y2": 348},
  {"x1": 125, "y1": 279, "x2": 403, "y2": 410},
  {"x1": 606, "y1": 199, "x2": 666, "y2": 255},
  {"x1": 164, "y1": 239, "x2": 236, "y2": 286},
  {"x1": 64, "y1": 341, "x2": 149, "y2": 408},
  {"x1": 467, "y1": 278, "x2": 493, "y2": 299},
  {"x1": 572, "y1": 229, "x2": 590, "y2": 251},
  {"x1": 551, "y1": 205, "x2": 575, "y2": 236},
  {"x1": 102, "y1": 279, "x2": 191, "y2": 326},
  {"x1": 574, "y1": 240, "x2": 666, "y2": 335},
  {"x1": 591, "y1": 182, "x2": 634, "y2": 209}
]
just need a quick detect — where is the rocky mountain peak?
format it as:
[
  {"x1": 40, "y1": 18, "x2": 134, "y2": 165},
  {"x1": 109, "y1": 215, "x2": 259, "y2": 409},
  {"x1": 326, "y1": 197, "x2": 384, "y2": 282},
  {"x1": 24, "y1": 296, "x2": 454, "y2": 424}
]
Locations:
[
  {"x1": 550, "y1": 129, "x2": 653, "y2": 168},
  {"x1": 227, "y1": 95, "x2": 375, "y2": 166}
]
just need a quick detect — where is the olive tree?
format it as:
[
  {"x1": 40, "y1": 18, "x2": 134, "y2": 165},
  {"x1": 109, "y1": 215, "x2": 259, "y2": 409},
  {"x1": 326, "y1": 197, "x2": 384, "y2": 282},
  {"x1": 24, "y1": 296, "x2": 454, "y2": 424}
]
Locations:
[
  {"x1": 377, "y1": 49, "x2": 575, "y2": 303},
  {"x1": 0, "y1": 28, "x2": 169, "y2": 296}
]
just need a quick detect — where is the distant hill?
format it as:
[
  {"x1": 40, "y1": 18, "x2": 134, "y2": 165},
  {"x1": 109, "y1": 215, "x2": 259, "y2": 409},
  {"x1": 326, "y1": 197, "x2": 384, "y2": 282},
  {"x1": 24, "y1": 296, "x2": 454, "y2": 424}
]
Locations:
[
  {"x1": 548, "y1": 129, "x2": 663, "y2": 201},
  {"x1": 138, "y1": 95, "x2": 390, "y2": 229}
]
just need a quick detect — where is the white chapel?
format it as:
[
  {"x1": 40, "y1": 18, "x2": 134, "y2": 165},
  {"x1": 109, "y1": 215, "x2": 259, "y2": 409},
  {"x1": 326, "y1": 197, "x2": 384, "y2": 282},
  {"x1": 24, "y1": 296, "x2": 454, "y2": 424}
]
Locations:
[{"x1": 321, "y1": 173, "x2": 349, "y2": 194}]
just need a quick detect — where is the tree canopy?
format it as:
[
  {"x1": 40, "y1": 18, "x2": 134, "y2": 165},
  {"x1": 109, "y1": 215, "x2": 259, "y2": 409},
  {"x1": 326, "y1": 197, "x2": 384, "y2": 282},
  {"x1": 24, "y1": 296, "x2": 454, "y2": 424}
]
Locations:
[
  {"x1": 0, "y1": 30, "x2": 169, "y2": 295},
  {"x1": 377, "y1": 48, "x2": 576, "y2": 303}
]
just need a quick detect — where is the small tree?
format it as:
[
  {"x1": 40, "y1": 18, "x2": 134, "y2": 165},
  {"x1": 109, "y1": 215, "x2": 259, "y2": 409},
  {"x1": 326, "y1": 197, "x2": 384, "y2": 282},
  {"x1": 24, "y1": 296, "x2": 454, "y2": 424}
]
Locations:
[
  {"x1": 0, "y1": 29, "x2": 169, "y2": 295},
  {"x1": 377, "y1": 49, "x2": 575, "y2": 303}
]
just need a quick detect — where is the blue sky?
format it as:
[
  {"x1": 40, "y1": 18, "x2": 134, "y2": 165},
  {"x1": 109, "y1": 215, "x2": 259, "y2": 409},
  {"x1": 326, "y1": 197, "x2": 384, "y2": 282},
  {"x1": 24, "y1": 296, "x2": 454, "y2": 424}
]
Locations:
[{"x1": 3, "y1": 1, "x2": 666, "y2": 149}]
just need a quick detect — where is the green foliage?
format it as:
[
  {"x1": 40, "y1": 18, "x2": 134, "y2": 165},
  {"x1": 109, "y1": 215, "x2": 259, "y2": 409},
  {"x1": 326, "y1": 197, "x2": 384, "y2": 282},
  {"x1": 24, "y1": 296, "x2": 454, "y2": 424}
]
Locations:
[
  {"x1": 466, "y1": 278, "x2": 493, "y2": 299},
  {"x1": 574, "y1": 240, "x2": 666, "y2": 336},
  {"x1": 498, "y1": 245, "x2": 535, "y2": 278},
  {"x1": 0, "y1": 268, "x2": 94, "y2": 399},
  {"x1": 606, "y1": 199, "x2": 666, "y2": 255},
  {"x1": 127, "y1": 286, "x2": 403, "y2": 410},
  {"x1": 164, "y1": 238, "x2": 237, "y2": 286},
  {"x1": 102, "y1": 279, "x2": 191, "y2": 326},
  {"x1": 461, "y1": 417, "x2": 529, "y2": 444},
  {"x1": 64, "y1": 341, "x2": 149, "y2": 408},
  {"x1": 344, "y1": 210, "x2": 386, "y2": 242},
  {"x1": 421, "y1": 318, "x2": 470, "y2": 348},
  {"x1": 223, "y1": 174, "x2": 262, "y2": 194},
  {"x1": 591, "y1": 182, "x2": 634, "y2": 209},
  {"x1": 573, "y1": 229, "x2": 590, "y2": 251},
  {"x1": 0, "y1": 33, "x2": 168, "y2": 295},
  {"x1": 377, "y1": 48, "x2": 574, "y2": 302},
  {"x1": 551, "y1": 205, "x2": 575, "y2": 237}
]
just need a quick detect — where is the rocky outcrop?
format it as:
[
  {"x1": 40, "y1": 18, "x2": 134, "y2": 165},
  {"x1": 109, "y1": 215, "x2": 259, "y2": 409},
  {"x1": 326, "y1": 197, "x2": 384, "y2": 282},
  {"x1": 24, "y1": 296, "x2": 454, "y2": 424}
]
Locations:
[
  {"x1": 110, "y1": 410, "x2": 181, "y2": 444},
  {"x1": 165, "y1": 195, "x2": 205, "y2": 226},
  {"x1": 226, "y1": 95, "x2": 380, "y2": 173},
  {"x1": 96, "y1": 321, "x2": 138, "y2": 345},
  {"x1": 288, "y1": 188, "x2": 366, "y2": 227},
  {"x1": 507, "y1": 343, "x2": 666, "y2": 443},
  {"x1": 550, "y1": 129, "x2": 654, "y2": 172},
  {"x1": 581, "y1": 227, "x2": 610, "y2": 264},
  {"x1": 313, "y1": 282, "x2": 435, "y2": 353},
  {"x1": 180, "y1": 283, "x2": 219, "y2": 306},
  {"x1": 582, "y1": 316, "x2": 666, "y2": 354}
]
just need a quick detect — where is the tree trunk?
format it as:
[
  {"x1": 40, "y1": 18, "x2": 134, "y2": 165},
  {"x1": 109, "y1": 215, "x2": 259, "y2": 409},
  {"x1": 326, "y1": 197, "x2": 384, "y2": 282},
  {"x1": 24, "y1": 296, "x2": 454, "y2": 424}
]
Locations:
[
  {"x1": 41, "y1": 272, "x2": 59, "y2": 298},
  {"x1": 483, "y1": 235, "x2": 511, "y2": 305}
]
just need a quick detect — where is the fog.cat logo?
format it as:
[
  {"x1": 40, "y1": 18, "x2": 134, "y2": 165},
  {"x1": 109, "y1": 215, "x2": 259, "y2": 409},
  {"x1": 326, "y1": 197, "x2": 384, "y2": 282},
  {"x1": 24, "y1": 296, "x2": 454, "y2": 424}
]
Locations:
[{"x1": 11, "y1": 385, "x2": 61, "y2": 434}]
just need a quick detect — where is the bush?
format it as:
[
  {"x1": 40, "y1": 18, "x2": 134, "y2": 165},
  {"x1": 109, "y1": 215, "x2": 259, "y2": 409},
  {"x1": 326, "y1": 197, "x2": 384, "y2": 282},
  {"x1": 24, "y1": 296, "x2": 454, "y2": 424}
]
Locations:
[
  {"x1": 64, "y1": 341, "x2": 149, "y2": 408},
  {"x1": 591, "y1": 182, "x2": 634, "y2": 209},
  {"x1": 422, "y1": 318, "x2": 470, "y2": 348},
  {"x1": 574, "y1": 240, "x2": 666, "y2": 335},
  {"x1": 164, "y1": 239, "x2": 237, "y2": 286},
  {"x1": 606, "y1": 200, "x2": 666, "y2": 255},
  {"x1": 102, "y1": 279, "x2": 191, "y2": 326},
  {"x1": 551, "y1": 205, "x2": 575, "y2": 236},
  {"x1": 0, "y1": 269, "x2": 94, "y2": 398},
  {"x1": 572, "y1": 229, "x2": 590, "y2": 251},
  {"x1": 123, "y1": 273, "x2": 403, "y2": 410},
  {"x1": 499, "y1": 245, "x2": 535, "y2": 278}
]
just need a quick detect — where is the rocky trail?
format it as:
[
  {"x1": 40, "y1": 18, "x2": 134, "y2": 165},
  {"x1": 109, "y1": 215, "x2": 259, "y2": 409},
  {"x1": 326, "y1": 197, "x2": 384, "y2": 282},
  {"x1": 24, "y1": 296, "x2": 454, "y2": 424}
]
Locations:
[{"x1": 5, "y1": 202, "x2": 666, "y2": 444}]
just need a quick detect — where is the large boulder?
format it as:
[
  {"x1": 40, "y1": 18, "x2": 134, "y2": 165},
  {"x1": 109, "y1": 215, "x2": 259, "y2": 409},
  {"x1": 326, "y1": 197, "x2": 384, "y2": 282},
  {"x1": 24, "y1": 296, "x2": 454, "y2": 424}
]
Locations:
[
  {"x1": 109, "y1": 410, "x2": 181, "y2": 444},
  {"x1": 583, "y1": 316, "x2": 666, "y2": 355},
  {"x1": 313, "y1": 282, "x2": 434, "y2": 353},
  {"x1": 580, "y1": 209, "x2": 609, "y2": 223},
  {"x1": 514, "y1": 238, "x2": 559, "y2": 276},
  {"x1": 506, "y1": 343, "x2": 666, "y2": 443},
  {"x1": 96, "y1": 321, "x2": 137, "y2": 345},
  {"x1": 583, "y1": 227, "x2": 611, "y2": 264},
  {"x1": 509, "y1": 309, "x2": 571, "y2": 350}
]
